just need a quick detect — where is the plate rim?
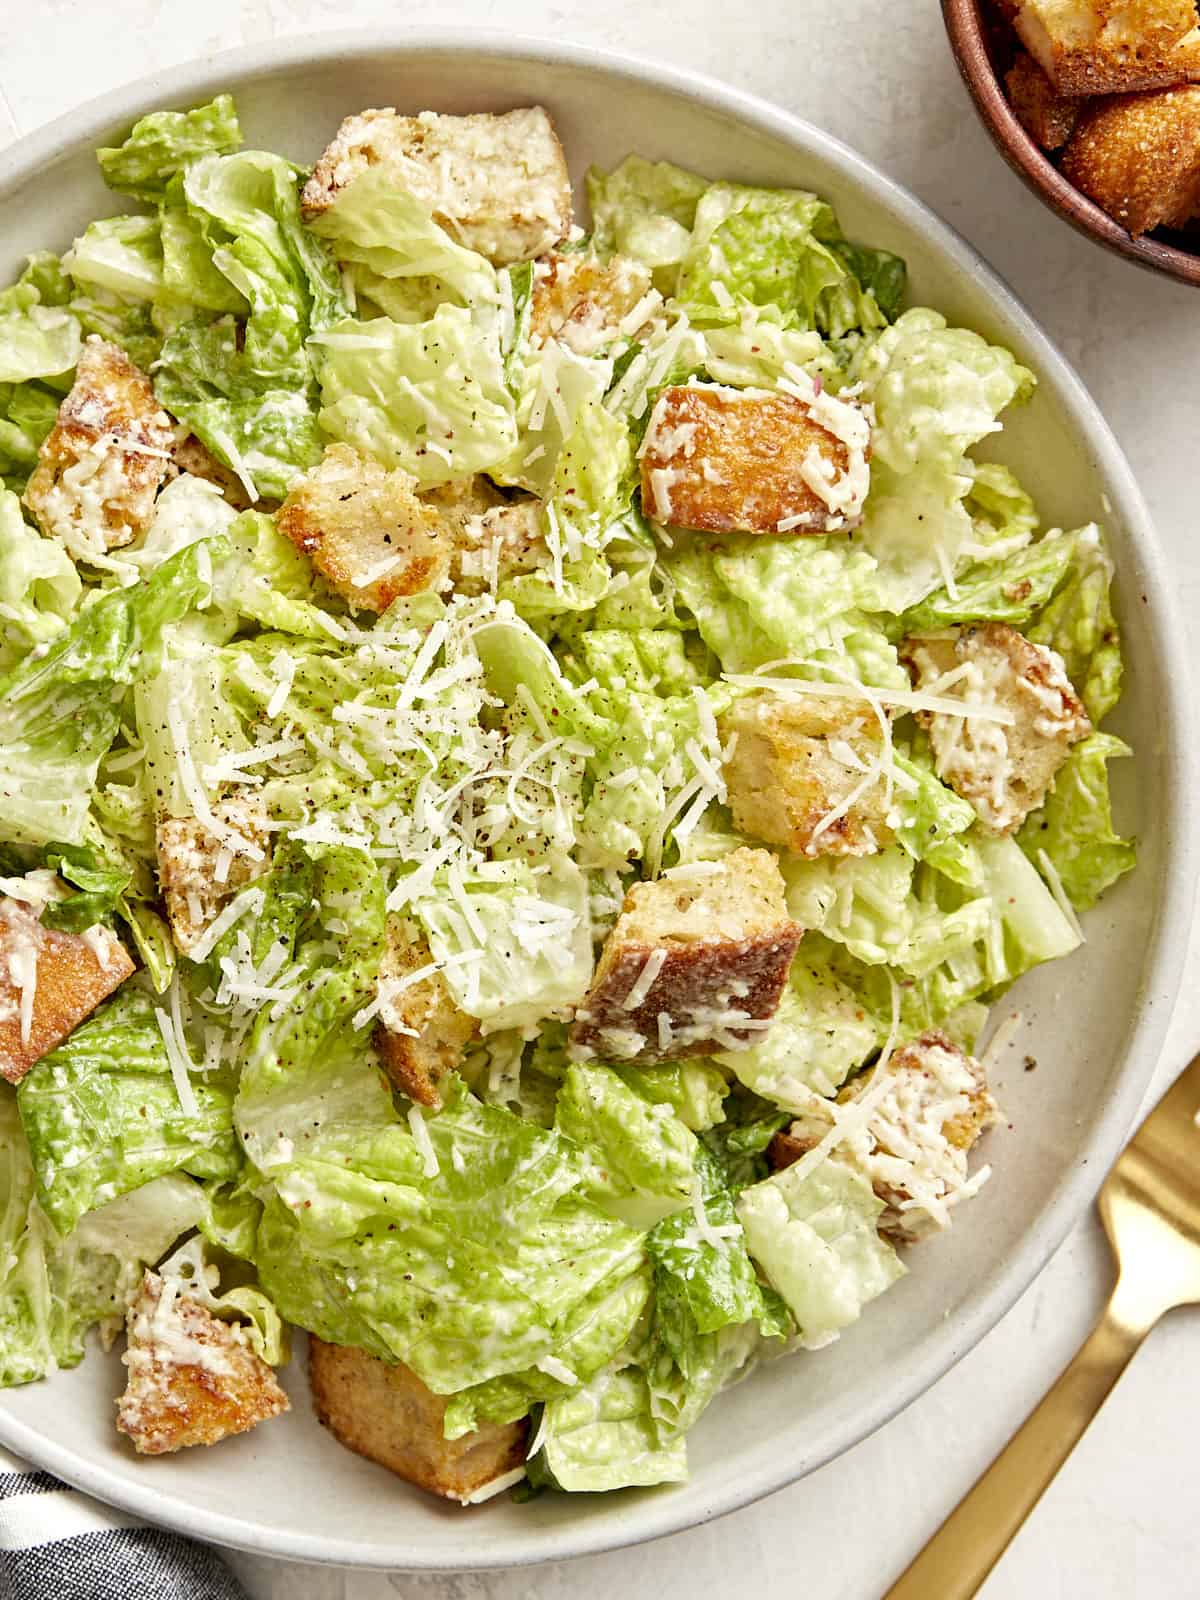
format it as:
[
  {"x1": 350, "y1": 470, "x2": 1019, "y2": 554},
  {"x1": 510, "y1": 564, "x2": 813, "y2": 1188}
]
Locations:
[{"x1": 0, "y1": 24, "x2": 1195, "y2": 1571}]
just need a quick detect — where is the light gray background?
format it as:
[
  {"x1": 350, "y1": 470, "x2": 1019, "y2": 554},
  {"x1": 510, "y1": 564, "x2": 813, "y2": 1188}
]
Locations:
[{"x1": 1, "y1": 2, "x2": 1197, "y2": 1595}]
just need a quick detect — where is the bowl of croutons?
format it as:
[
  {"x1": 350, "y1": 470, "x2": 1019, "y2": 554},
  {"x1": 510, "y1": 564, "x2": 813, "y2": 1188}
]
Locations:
[{"x1": 944, "y1": 0, "x2": 1200, "y2": 282}]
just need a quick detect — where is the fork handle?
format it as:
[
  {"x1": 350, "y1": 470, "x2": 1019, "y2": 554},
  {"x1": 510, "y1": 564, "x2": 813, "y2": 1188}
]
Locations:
[{"x1": 881, "y1": 1280, "x2": 1157, "y2": 1600}]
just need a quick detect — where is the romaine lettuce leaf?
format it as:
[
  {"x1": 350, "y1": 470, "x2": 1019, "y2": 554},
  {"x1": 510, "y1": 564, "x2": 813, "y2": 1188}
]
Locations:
[
  {"x1": 556, "y1": 1063, "x2": 697, "y2": 1229},
  {"x1": 0, "y1": 1088, "x2": 204, "y2": 1387},
  {"x1": 18, "y1": 985, "x2": 239, "y2": 1234},
  {"x1": 536, "y1": 1368, "x2": 689, "y2": 1491},
  {"x1": 305, "y1": 168, "x2": 499, "y2": 322},
  {"x1": 0, "y1": 489, "x2": 81, "y2": 673},
  {"x1": 667, "y1": 535, "x2": 877, "y2": 673},
  {"x1": 717, "y1": 957, "x2": 881, "y2": 1104},
  {"x1": 677, "y1": 183, "x2": 888, "y2": 337},
  {"x1": 900, "y1": 528, "x2": 1078, "y2": 633},
  {"x1": 1019, "y1": 732, "x2": 1136, "y2": 910},
  {"x1": 1027, "y1": 526, "x2": 1122, "y2": 723},
  {"x1": 736, "y1": 1157, "x2": 905, "y2": 1347},
  {"x1": 0, "y1": 273, "x2": 80, "y2": 385},
  {"x1": 97, "y1": 95, "x2": 242, "y2": 202},
  {"x1": 315, "y1": 308, "x2": 517, "y2": 486},
  {"x1": 442, "y1": 1256, "x2": 651, "y2": 1438},
  {"x1": 587, "y1": 156, "x2": 708, "y2": 294},
  {"x1": 0, "y1": 540, "x2": 212, "y2": 847},
  {"x1": 416, "y1": 859, "x2": 593, "y2": 1033}
]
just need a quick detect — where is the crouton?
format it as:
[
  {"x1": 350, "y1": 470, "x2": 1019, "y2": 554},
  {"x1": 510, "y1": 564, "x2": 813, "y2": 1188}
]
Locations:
[
  {"x1": 769, "y1": 1031, "x2": 1001, "y2": 1241},
  {"x1": 173, "y1": 433, "x2": 272, "y2": 513},
  {"x1": 0, "y1": 898, "x2": 135, "y2": 1083},
  {"x1": 570, "y1": 847, "x2": 802, "y2": 1063},
  {"x1": 420, "y1": 476, "x2": 548, "y2": 594},
  {"x1": 639, "y1": 383, "x2": 870, "y2": 536},
  {"x1": 23, "y1": 337, "x2": 175, "y2": 561},
  {"x1": 116, "y1": 1271, "x2": 289, "y2": 1455},
  {"x1": 1006, "y1": 49, "x2": 1083, "y2": 149},
  {"x1": 278, "y1": 443, "x2": 453, "y2": 611},
  {"x1": 309, "y1": 1338, "x2": 528, "y2": 1503},
  {"x1": 530, "y1": 252, "x2": 655, "y2": 355},
  {"x1": 1014, "y1": 0, "x2": 1200, "y2": 94},
  {"x1": 1061, "y1": 85, "x2": 1200, "y2": 232},
  {"x1": 898, "y1": 622, "x2": 1090, "y2": 834},
  {"x1": 375, "y1": 921, "x2": 478, "y2": 1108},
  {"x1": 156, "y1": 796, "x2": 270, "y2": 957},
  {"x1": 300, "y1": 107, "x2": 572, "y2": 267},
  {"x1": 720, "y1": 693, "x2": 894, "y2": 859}
]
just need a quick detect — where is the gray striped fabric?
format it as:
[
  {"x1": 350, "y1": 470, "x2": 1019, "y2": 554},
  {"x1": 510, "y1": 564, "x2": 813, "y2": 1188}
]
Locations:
[{"x1": 0, "y1": 1448, "x2": 249, "y2": 1599}]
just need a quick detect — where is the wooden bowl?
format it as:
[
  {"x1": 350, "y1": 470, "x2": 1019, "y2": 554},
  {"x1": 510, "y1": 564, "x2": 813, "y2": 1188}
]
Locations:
[{"x1": 942, "y1": 0, "x2": 1200, "y2": 284}]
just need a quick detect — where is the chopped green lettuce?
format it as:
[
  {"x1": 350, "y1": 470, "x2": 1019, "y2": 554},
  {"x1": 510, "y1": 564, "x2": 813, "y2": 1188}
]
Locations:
[
  {"x1": 316, "y1": 308, "x2": 516, "y2": 486},
  {"x1": 536, "y1": 1369, "x2": 689, "y2": 1491},
  {"x1": 556, "y1": 1063, "x2": 697, "y2": 1229},
  {"x1": 18, "y1": 984, "x2": 239, "y2": 1235},
  {"x1": 0, "y1": 489, "x2": 81, "y2": 673},
  {"x1": 98, "y1": 95, "x2": 242, "y2": 201},
  {"x1": 1019, "y1": 732, "x2": 1136, "y2": 910},
  {"x1": 0, "y1": 541, "x2": 212, "y2": 847},
  {"x1": 0, "y1": 1088, "x2": 204, "y2": 1386},
  {"x1": 1028, "y1": 526, "x2": 1122, "y2": 722},
  {"x1": 736, "y1": 1158, "x2": 905, "y2": 1348}
]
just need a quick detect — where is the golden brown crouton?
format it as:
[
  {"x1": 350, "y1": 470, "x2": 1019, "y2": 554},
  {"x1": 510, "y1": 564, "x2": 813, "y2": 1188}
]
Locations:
[
  {"x1": 173, "y1": 433, "x2": 274, "y2": 513},
  {"x1": 300, "y1": 107, "x2": 572, "y2": 267},
  {"x1": 375, "y1": 921, "x2": 478, "y2": 1108},
  {"x1": 899, "y1": 622, "x2": 1090, "y2": 835},
  {"x1": 720, "y1": 693, "x2": 894, "y2": 860},
  {"x1": 278, "y1": 443, "x2": 453, "y2": 612},
  {"x1": 1061, "y1": 85, "x2": 1200, "y2": 232},
  {"x1": 1014, "y1": 0, "x2": 1200, "y2": 94},
  {"x1": 1006, "y1": 50, "x2": 1083, "y2": 149},
  {"x1": 639, "y1": 383, "x2": 870, "y2": 536},
  {"x1": 769, "y1": 1030, "x2": 1000, "y2": 1241},
  {"x1": 116, "y1": 1271, "x2": 289, "y2": 1455},
  {"x1": 309, "y1": 1338, "x2": 528, "y2": 1503},
  {"x1": 531, "y1": 252, "x2": 655, "y2": 355},
  {"x1": 23, "y1": 337, "x2": 175, "y2": 561},
  {"x1": 156, "y1": 796, "x2": 271, "y2": 957},
  {"x1": 0, "y1": 898, "x2": 134, "y2": 1084},
  {"x1": 570, "y1": 848, "x2": 802, "y2": 1063},
  {"x1": 420, "y1": 476, "x2": 548, "y2": 594}
]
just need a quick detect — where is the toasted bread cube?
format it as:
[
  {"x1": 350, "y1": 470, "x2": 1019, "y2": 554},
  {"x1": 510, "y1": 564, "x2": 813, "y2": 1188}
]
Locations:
[
  {"x1": 531, "y1": 252, "x2": 655, "y2": 355},
  {"x1": 309, "y1": 1338, "x2": 528, "y2": 1502},
  {"x1": 420, "y1": 476, "x2": 548, "y2": 594},
  {"x1": 1014, "y1": 0, "x2": 1200, "y2": 93},
  {"x1": 0, "y1": 898, "x2": 135, "y2": 1084},
  {"x1": 570, "y1": 847, "x2": 802, "y2": 1063},
  {"x1": 720, "y1": 693, "x2": 894, "y2": 860},
  {"x1": 1061, "y1": 85, "x2": 1200, "y2": 232},
  {"x1": 376, "y1": 922, "x2": 478, "y2": 1108},
  {"x1": 899, "y1": 622, "x2": 1090, "y2": 835},
  {"x1": 769, "y1": 1031, "x2": 1001, "y2": 1241},
  {"x1": 300, "y1": 107, "x2": 572, "y2": 267},
  {"x1": 639, "y1": 383, "x2": 870, "y2": 536},
  {"x1": 1006, "y1": 49, "x2": 1083, "y2": 149},
  {"x1": 278, "y1": 443, "x2": 453, "y2": 612},
  {"x1": 116, "y1": 1271, "x2": 289, "y2": 1455},
  {"x1": 173, "y1": 433, "x2": 272, "y2": 513},
  {"x1": 23, "y1": 337, "x2": 175, "y2": 558},
  {"x1": 156, "y1": 796, "x2": 270, "y2": 957}
]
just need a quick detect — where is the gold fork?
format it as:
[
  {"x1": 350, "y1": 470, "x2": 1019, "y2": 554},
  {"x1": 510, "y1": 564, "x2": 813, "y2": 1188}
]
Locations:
[{"x1": 883, "y1": 1049, "x2": 1200, "y2": 1600}]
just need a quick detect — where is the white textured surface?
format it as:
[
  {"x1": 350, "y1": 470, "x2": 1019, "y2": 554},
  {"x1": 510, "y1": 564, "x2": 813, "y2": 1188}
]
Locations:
[{"x1": 2, "y1": 3, "x2": 1198, "y2": 1595}]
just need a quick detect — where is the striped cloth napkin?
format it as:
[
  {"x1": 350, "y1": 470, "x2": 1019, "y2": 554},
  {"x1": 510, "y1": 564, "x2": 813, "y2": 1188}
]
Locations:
[{"x1": 0, "y1": 1447, "x2": 250, "y2": 1599}]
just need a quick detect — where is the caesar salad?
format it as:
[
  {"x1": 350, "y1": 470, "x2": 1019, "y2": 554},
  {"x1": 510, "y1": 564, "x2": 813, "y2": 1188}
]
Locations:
[{"x1": 0, "y1": 93, "x2": 1135, "y2": 1503}]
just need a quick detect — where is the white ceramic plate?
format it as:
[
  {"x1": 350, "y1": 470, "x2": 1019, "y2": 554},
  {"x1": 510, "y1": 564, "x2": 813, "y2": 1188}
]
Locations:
[{"x1": 0, "y1": 30, "x2": 1194, "y2": 1572}]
